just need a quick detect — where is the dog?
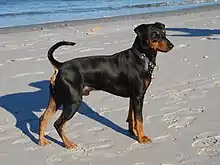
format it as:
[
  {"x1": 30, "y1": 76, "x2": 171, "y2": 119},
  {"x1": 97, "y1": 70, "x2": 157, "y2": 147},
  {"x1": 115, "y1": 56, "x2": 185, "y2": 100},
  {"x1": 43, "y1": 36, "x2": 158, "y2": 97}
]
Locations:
[{"x1": 38, "y1": 22, "x2": 174, "y2": 149}]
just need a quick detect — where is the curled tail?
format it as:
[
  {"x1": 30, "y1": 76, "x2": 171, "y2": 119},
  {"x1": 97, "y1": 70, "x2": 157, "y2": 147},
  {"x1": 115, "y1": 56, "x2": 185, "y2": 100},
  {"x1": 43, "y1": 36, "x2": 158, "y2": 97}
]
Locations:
[{"x1": 48, "y1": 41, "x2": 76, "y2": 69}]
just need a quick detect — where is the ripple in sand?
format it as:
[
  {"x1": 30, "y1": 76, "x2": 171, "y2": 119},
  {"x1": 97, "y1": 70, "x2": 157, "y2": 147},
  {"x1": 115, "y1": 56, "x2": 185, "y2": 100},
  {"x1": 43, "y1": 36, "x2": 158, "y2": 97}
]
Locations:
[
  {"x1": 79, "y1": 47, "x2": 104, "y2": 52},
  {"x1": 11, "y1": 72, "x2": 44, "y2": 78},
  {"x1": 153, "y1": 134, "x2": 170, "y2": 143},
  {"x1": 6, "y1": 57, "x2": 33, "y2": 63}
]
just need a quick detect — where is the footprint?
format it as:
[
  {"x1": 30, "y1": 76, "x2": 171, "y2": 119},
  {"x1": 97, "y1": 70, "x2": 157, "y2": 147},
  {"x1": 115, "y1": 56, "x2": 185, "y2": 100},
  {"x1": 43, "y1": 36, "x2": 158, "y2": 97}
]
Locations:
[
  {"x1": 88, "y1": 127, "x2": 104, "y2": 134},
  {"x1": 46, "y1": 155, "x2": 62, "y2": 165},
  {"x1": 24, "y1": 146, "x2": 40, "y2": 152},
  {"x1": 192, "y1": 135, "x2": 220, "y2": 148},
  {"x1": 162, "y1": 112, "x2": 180, "y2": 125},
  {"x1": 164, "y1": 91, "x2": 188, "y2": 105},
  {"x1": 46, "y1": 146, "x2": 88, "y2": 163},
  {"x1": 72, "y1": 148, "x2": 88, "y2": 158},
  {"x1": 168, "y1": 116, "x2": 197, "y2": 129},
  {"x1": 126, "y1": 141, "x2": 152, "y2": 152},
  {"x1": 187, "y1": 107, "x2": 205, "y2": 114},
  {"x1": 126, "y1": 142, "x2": 144, "y2": 152},
  {"x1": 191, "y1": 134, "x2": 220, "y2": 157},
  {"x1": 197, "y1": 148, "x2": 220, "y2": 157},
  {"x1": 81, "y1": 138, "x2": 114, "y2": 155},
  {"x1": 162, "y1": 107, "x2": 201, "y2": 129}
]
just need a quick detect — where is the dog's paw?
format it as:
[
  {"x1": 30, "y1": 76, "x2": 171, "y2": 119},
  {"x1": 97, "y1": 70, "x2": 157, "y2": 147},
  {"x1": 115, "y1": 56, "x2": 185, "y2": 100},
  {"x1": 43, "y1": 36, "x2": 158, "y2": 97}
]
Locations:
[
  {"x1": 38, "y1": 138, "x2": 51, "y2": 146},
  {"x1": 64, "y1": 141, "x2": 78, "y2": 149},
  {"x1": 138, "y1": 136, "x2": 152, "y2": 144}
]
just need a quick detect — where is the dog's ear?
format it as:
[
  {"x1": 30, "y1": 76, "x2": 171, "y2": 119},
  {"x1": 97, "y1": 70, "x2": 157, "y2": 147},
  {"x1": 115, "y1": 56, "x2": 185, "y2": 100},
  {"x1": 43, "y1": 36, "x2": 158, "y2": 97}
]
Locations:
[
  {"x1": 134, "y1": 24, "x2": 148, "y2": 38},
  {"x1": 155, "y1": 22, "x2": 165, "y2": 30}
]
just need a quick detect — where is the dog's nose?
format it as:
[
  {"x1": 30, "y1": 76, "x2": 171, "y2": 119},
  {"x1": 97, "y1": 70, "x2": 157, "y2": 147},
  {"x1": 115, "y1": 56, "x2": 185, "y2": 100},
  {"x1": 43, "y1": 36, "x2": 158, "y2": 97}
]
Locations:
[{"x1": 168, "y1": 43, "x2": 174, "y2": 49}]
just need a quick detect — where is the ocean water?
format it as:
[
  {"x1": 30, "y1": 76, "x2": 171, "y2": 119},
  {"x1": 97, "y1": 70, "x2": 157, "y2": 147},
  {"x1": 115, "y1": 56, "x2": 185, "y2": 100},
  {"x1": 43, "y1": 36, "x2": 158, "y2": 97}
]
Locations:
[{"x1": 0, "y1": 0, "x2": 219, "y2": 28}]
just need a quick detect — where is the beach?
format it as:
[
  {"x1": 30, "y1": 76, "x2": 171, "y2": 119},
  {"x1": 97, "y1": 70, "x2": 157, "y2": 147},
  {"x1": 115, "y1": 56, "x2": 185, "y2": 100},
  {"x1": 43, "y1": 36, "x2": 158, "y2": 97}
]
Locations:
[{"x1": 0, "y1": 4, "x2": 220, "y2": 165}]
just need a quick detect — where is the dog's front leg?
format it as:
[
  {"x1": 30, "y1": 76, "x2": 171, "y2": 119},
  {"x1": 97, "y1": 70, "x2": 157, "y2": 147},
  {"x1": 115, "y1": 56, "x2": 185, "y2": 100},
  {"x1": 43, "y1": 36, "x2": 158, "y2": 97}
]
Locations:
[
  {"x1": 126, "y1": 99, "x2": 138, "y2": 136},
  {"x1": 132, "y1": 96, "x2": 152, "y2": 144}
]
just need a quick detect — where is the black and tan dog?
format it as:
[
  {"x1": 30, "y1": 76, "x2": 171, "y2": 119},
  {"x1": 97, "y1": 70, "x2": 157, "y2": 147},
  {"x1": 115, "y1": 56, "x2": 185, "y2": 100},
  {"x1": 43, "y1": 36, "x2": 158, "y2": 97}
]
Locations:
[{"x1": 39, "y1": 22, "x2": 174, "y2": 149}]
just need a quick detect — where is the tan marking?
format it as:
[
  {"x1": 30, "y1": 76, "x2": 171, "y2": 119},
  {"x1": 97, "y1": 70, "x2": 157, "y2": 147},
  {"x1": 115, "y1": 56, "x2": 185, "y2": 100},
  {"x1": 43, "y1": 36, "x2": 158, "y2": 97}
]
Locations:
[
  {"x1": 136, "y1": 116, "x2": 145, "y2": 137},
  {"x1": 144, "y1": 79, "x2": 151, "y2": 89},
  {"x1": 54, "y1": 117, "x2": 77, "y2": 149},
  {"x1": 149, "y1": 40, "x2": 170, "y2": 52},
  {"x1": 135, "y1": 116, "x2": 152, "y2": 144},
  {"x1": 50, "y1": 68, "x2": 58, "y2": 87},
  {"x1": 82, "y1": 86, "x2": 94, "y2": 96},
  {"x1": 59, "y1": 127, "x2": 77, "y2": 149},
  {"x1": 38, "y1": 95, "x2": 60, "y2": 146}
]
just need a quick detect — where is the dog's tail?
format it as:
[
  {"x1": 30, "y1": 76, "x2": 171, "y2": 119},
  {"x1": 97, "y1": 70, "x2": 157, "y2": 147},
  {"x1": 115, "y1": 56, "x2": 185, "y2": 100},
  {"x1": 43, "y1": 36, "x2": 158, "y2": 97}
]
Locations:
[{"x1": 48, "y1": 41, "x2": 76, "y2": 69}]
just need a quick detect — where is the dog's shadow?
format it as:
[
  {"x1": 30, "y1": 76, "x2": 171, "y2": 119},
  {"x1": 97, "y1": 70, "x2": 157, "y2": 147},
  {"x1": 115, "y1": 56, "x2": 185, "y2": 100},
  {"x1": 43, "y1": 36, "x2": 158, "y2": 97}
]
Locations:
[{"x1": 0, "y1": 80, "x2": 134, "y2": 146}]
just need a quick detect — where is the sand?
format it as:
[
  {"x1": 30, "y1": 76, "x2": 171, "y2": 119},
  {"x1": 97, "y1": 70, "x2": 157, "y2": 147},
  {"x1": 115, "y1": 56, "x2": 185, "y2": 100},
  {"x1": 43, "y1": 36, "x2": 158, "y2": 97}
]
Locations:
[{"x1": 0, "y1": 4, "x2": 220, "y2": 165}]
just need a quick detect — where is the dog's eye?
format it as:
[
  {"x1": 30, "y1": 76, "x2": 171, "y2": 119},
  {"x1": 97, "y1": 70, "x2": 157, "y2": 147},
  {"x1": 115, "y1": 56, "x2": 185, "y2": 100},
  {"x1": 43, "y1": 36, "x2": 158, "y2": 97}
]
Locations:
[
  {"x1": 151, "y1": 32, "x2": 160, "y2": 42},
  {"x1": 152, "y1": 32, "x2": 159, "y2": 38}
]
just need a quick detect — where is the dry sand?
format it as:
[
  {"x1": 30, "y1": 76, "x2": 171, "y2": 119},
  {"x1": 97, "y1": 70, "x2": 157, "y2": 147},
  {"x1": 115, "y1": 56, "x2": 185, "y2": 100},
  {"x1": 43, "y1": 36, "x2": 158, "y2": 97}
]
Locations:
[{"x1": 0, "y1": 5, "x2": 220, "y2": 165}]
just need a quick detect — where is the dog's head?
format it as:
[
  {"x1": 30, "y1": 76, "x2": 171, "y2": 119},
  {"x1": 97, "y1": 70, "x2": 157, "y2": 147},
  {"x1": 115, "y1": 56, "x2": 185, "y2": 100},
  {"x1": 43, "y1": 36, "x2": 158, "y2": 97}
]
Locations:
[{"x1": 134, "y1": 22, "x2": 174, "y2": 52}]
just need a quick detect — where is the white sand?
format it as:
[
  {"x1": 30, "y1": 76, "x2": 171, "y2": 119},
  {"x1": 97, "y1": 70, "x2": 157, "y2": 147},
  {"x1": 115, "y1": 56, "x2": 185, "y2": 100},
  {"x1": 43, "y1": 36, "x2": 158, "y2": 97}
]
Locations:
[{"x1": 0, "y1": 5, "x2": 220, "y2": 165}]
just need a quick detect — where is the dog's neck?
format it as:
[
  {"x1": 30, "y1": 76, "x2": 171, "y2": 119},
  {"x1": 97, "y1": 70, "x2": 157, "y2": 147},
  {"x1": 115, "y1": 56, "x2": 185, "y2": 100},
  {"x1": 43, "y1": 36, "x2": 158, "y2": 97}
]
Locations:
[{"x1": 132, "y1": 37, "x2": 157, "y2": 65}]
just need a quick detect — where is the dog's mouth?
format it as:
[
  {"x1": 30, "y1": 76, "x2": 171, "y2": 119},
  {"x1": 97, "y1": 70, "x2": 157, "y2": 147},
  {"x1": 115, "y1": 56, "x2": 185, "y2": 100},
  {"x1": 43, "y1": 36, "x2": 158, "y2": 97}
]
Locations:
[
  {"x1": 148, "y1": 40, "x2": 174, "y2": 53},
  {"x1": 157, "y1": 46, "x2": 173, "y2": 53}
]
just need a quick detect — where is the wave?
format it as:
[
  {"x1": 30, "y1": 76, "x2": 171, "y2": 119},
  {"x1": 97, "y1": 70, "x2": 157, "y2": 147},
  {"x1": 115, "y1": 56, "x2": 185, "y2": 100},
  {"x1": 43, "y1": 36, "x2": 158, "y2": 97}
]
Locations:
[{"x1": 0, "y1": 0, "x2": 219, "y2": 18}]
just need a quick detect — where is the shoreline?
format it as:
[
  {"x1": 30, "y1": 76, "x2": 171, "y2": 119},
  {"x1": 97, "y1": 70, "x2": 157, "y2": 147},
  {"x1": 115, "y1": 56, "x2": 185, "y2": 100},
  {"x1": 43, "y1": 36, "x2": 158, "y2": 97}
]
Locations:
[{"x1": 0, "y1": 3, "x2": 220, "y2": 34}]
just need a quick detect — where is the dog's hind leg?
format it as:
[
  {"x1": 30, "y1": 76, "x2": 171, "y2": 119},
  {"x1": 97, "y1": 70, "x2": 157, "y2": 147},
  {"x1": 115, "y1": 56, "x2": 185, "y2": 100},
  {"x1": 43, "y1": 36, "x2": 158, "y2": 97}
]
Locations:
[
  {"x1": 54, "y1": 101, "x2": 81, "y2": 149},
  {"x1": 38, "y1": 94, "x2": 61, "y2": 146}
]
